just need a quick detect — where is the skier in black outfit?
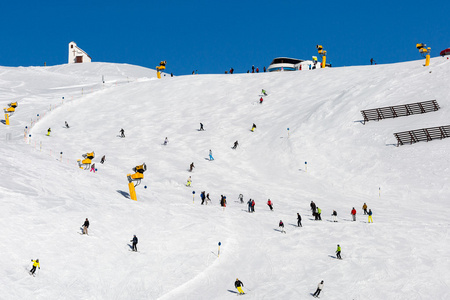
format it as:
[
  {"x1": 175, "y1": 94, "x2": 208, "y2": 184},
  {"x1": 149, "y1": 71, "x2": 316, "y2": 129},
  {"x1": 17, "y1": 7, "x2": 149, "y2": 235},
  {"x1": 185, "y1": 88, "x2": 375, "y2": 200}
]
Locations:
[
  {"x1": 310, "y1": 201, "x2": 316, "y2": 216},
  {"x1": 65, "y1": 121, "x2": 69, "y2": 128},
  {"x1": 189, "y1": 162, "x2": 195, "y2": 172},
  {"x1": 235, "y1": 278, "x2": 245, "y2": 294},
  {"x1": 199, "y1": 123, "x2": 204, "y2": 131},
  {"x1": 200, "y1": 191, "x2": 206, "y2": 205},
  {"x1": 100, "y1": 155, "x2": 106, "y2": 164},
  {"x1": 82, "y1": 218, "x2": 89, "y2": 235},
  {"x1": 120, "y1": 128, "x2": 125, "y2": 138},
  {"x1": 232, "y1": 140, "x2": 239, "y2": 149},
  {"x1": 297, "y1": 213, "x2": 302, "y2": 227},
  {"x1": 131, "y1": 235, "x2": 138, "y2": 251}
]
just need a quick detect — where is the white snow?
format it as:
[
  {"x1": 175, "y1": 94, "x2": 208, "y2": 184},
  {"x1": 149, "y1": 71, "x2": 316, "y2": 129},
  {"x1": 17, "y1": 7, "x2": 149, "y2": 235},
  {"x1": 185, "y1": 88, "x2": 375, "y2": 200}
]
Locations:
[{"x1": 0, "y1": 59, "x2": 449, "y2": 299}]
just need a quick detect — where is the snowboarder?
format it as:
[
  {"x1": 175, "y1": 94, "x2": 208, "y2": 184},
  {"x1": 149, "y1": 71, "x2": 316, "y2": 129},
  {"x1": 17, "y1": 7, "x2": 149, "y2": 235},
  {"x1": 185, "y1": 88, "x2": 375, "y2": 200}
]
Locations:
[
  {"x1": 186, "y1": 176, "x2": 192, "y2": 187},
  {"x1": 259, "y1": 97, "x2": 263, "y2": 104},
  {"x1": 336, "y1": 244, "x2": 342, "y2": 259},
  {"x1": 235, "y1": 278, "x2": 245, "y2": 294},
  {"x1": 65, "y1": 121, "x2": 69, "y2": 128},
  {"x1": 368, "y1": 209, "x2": 373, "y2": 223},
  {"x1": 332, "y1": 210, "x2": 338, "y2": 222},
  {"x1": 279, "y1": 220, "x2": 285, "y2": 233},
  {"x1": 200, "y1": 191, "x2": 206, "y2": 205},
  {"x1": 238, "y1": 194, "x2": 244, "y2": 203},
  {"x1": 297, "y1": 213, "x2": 302, "y2": 227},
  {"x1": 82, "y1": 218, "x2": 89, "y2": 235},
  {"x1": 120, "y1": 128, "x2": 125, "y2": 138},
  {"x1": 47, "y1": 128, "x2": 51, "y2": 136},
  {"x1": 251, "y1": 123, "x2": 256, "y2": 132},
  {"x1": 247, "y1": 199, "x2": 252, "y2": 212},
  {"x1": 163, "y1": 137, "x2": 169, "y2": 145},
  {"x1": 199, "y1": 123, "x2": 204, "y2": 131},
  {"x1": 310, "y1": 201, "x2": 316, "y2": 216},
  {"x1": 312, "y1": 280, "x2": 324, "y2": 297},
  {"x1": 131, "y1": 235, "x2": 138, "y2": 252},
  {"x1": 90, "y1": 163, "x2": 96, "y2": 173},
  {"x1": 316, "y1": 207, "x2": 322, "y2": 220},
  {"x1": 209, "y1": 150, "x2": 214, "y2": 161},
  {"x1": 362, "y1": 203, "x2": 368, "y2": 215},
  {"x1": 267, "y1": 199, "x2": 273, "y2": 211},
  {"x1": 189, "y1": 162, "x2": 195, "y2": 172},
  {"x1": 29, "y1": 259, "x2": 40, "y2": 275},
  {"x1": 262, "y1": 89, "x2": 267, "y2": 96},
  {"x1": 232, "y1": 140, "x2": 239, "y2": 149},
  {"x1": 351, "y1": 207, "x2": 357, "y2": 221}
]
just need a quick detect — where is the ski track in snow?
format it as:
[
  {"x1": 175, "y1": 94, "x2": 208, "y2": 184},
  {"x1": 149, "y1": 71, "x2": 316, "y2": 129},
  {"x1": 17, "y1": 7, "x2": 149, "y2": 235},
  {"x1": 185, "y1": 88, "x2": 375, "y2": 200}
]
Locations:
[{"x1": 0, "y1": 60, "x2": 450, "y2": 299}]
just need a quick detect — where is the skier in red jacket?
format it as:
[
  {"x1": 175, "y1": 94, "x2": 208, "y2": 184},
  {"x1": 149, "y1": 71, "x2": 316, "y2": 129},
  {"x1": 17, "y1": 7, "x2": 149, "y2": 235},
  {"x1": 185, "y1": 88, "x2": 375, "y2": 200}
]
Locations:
[{"x1": 351, "y1": 207, "x2": 357, "y2": 221}]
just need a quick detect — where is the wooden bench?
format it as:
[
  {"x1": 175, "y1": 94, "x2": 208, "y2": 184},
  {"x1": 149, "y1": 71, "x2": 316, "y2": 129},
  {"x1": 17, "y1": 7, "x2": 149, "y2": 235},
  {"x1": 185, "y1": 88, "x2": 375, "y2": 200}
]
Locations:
[
  {"x1": 361, "y1": 100, "x2": 440, "y2": 124},
  {"x1": 393, "y1": 125, "x2": 450, "y2": 146}
]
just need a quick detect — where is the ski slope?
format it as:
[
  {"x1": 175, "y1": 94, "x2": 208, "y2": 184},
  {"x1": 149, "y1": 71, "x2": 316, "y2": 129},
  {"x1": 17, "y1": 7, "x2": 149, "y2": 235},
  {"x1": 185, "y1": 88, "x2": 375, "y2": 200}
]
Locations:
[{"x1": 0, "y1": 60, "x2": 449, "y2": 300}]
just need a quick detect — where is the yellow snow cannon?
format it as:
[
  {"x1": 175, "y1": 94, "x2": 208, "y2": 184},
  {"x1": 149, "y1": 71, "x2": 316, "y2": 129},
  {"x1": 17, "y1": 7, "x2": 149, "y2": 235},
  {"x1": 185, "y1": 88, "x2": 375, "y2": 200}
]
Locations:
[
  {"x1": 77, "y1": 152, "x2": 95, "y2": 169},
  {"x1": 156, "y1": 61, "x2": 167, "y2": 79},
  {"x1": 417, "y1": 43, "x2": 431, "y2": 66},
  {"x1": 127, "y1": 163, "x2": 147, "y2": 187},
  {"x1": 316, "y1": 45, "x2": 327, "y2": 68}
]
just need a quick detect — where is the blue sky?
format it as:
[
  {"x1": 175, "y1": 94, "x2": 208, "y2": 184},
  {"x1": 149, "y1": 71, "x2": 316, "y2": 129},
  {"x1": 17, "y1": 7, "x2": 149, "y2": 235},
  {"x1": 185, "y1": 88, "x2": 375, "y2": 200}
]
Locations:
[{"x1": 1, "y1": 0, "x2": 449, "y2": 75}]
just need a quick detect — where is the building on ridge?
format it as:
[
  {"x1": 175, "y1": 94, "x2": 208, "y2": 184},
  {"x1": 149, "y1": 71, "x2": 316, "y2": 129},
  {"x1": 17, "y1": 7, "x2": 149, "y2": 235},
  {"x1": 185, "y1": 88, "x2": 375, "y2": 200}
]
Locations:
[{"x1": 68, "y1": 41, "x2": 91, "y2": 64}]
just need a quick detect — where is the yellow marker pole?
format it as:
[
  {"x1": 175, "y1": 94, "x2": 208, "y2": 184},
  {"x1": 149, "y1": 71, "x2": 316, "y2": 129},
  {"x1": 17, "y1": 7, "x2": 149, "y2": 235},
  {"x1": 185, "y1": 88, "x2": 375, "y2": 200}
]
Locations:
[
  {"x1": 218, "y1": 242, "x2": 221, "y2": 257},
  {"x1": 127, "y1": 174, "x2": 137, "y2": 201},
  {"x1": 5, "y1": 113, "x2": 9, "y2": 125},
  {"x1": 425, "y1": 54, "x2": 430, "y2": 66},
  {"x1": 321, "y1": 56, "x2": 326, "y2": 68}
]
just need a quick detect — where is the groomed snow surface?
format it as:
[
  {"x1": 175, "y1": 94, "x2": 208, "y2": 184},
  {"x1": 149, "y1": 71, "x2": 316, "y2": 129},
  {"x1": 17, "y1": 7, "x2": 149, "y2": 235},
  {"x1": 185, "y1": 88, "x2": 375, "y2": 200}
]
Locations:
[{"x1": 0, "y1": 60, "x2": 449, "y2": 299}]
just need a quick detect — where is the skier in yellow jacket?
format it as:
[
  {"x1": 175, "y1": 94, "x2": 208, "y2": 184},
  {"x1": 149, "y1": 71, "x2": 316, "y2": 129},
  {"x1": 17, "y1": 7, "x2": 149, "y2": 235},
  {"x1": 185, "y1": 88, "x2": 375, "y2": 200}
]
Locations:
[{"x1": 30, "y1": 259, "x2": 40, "y2": 275}]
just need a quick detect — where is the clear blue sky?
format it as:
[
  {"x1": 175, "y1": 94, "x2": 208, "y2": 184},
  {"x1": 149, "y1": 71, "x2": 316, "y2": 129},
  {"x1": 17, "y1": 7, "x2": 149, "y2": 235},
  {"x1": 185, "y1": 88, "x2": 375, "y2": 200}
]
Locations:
[{"x1": 1, "y1": 0, "x2": 449, "y2": 75}]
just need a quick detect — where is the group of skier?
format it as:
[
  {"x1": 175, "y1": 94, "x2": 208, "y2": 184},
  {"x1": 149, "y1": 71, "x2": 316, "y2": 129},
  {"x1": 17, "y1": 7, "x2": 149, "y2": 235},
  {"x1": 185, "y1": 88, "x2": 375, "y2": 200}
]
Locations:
[{"x1": 310, "y1": 201, "x2": 374, "y2": 223}]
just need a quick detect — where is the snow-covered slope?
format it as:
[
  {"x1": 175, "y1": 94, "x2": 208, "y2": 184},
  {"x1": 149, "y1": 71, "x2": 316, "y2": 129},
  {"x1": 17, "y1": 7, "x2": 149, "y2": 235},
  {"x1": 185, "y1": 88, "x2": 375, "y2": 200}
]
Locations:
[{"x1": 0, "y1": 59, "x2": 449, "y2": 300}]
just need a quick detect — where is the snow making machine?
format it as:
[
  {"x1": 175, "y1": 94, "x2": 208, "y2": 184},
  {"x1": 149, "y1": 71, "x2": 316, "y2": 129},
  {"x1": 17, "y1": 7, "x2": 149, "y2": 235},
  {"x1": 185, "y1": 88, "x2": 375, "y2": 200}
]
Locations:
[
  {"x1": 127, "y1": 163, "x2": 147, "y2": 201},
  {"x1": 77, "y1": 152, "x2": 95, "y2": 169},
  {"x1": 4, "y1": 102, "x2": 18, "y2": 114},
  {"x1": 156, "y1": 61, "x2": 167, "y2": 79}
]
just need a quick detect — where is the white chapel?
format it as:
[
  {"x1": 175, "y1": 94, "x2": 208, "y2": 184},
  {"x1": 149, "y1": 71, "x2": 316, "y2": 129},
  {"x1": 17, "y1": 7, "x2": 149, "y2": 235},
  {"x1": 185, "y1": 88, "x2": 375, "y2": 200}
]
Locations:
[{"x1": 68, "y1": 41, "x2": 91, "y2": 64}]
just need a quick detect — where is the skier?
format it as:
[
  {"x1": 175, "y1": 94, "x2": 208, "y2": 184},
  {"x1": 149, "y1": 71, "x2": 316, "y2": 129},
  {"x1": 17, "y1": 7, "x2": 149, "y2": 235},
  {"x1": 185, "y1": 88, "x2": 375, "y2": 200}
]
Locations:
[
  {"x1": 312, "y1": 280, "x2": 324, "y2": 297},
  {"x1": 332, "y1": 210, "x2": 338, "y2": 222},
  {"x1": 247, "y1": 199, "x2": 252, "y2": 212},
  {"x1": 130, "y1": 235, "x2": 138, "y2": 252},
  {"x1": 199, "y1": 123, "x2": 204, "y2": 131},
  {"x1": 351, "y1": 207, "x2": 357, "y2": 221},
  {"x1": 262, "y1": 89, "x2": 267, "y2": 96},
  {"x1": 200, "y1": 191, "x2": 206, "y2": 205},
  {"x1": 189, "y1": 162, "x2": 195, "y2": 172},
  {"x1": 235, "y1": 278, "x2": 245, "y2": 295},
  {"x1": 316, "y1": 207, "x2": 322, "y2": 220},
  {"x1": 29, "y1": 259, "x2": 40, "y2": 275},
  {"x1": 267, "y1": 199, "x2": 273, "y2": 211},
  {"x1": 221, "y1": 195, "x2": 227, "y2": 208},
  {"x1": 368, "y1": 209, "x2": 373, "y2": 223},
  {"x1": 279, "y1": 220, "x2": 285, "y2": 233},
  {"x1": 259, "y1": 97, "x2": 263, "y2": 104},
  {"x1": 163, "y1": 137, "x2": 169, "y2": 145},
  {"x1": 297, "y1": 213, "x2": 302, "y2": 227},
  {"x1": 362, "y1": 203, "x2": 368, "y2": 215},
  {"x1": 310, "y1": 201, "x2": 316, "y2": 216},
  {"x1": 82, "y1": 218, "x2": 89, "y2": 235},
  {"x1": 65, "y1": 121, "x2": 69, "y2": 128},
  {"x1": 186, "y1": 176, "x2": 192, "y2": 187},
  {"x1": 252, "y1": 65, "x2": 255, "y2": 73},
  {"x1": 263, "y1": 66, "x2": 266, "y2": 72},
  {"x1": 251, "y1": 123, "x2": 256, "y2": 132},
  {"x1": 232, "y1": 140, "x2": 239, "y2": 149},
  {"x1": 230, "y1": 67, "x2": 234, "y2": 74},
  {"x1": 238, "y1": 194, "x2": 244, "y2": 203},
  {"x1": 120, "y1": 128, "x2": 125, "y2": 138},
  {"x1": 209, "y1": 150, "x2": 214, "y2": 161},
  {"x1": 256, "y1": 67, "x2": 259, "y2": 73},
  {"x1": 90, "y1": 163, "x2": 96, "y2": 173},
  {"x1": 100, "y1": 155, "x2": 106, "y2": 164},
  {"x1": 370, "y1": 58, "x2": 375, "y2": 65},
  {"x1": 47, "y1": 128, "x2": 51, "y2": 136},
  {"x1": 206, "y1": 193, "x2": 211, "y2": 204},
  {"x1": 251, "y1": 199, "x2": 255, "y2": 212},
  {"x1": 336, "y1": 244, "x2": 342, "y2": 259}
]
